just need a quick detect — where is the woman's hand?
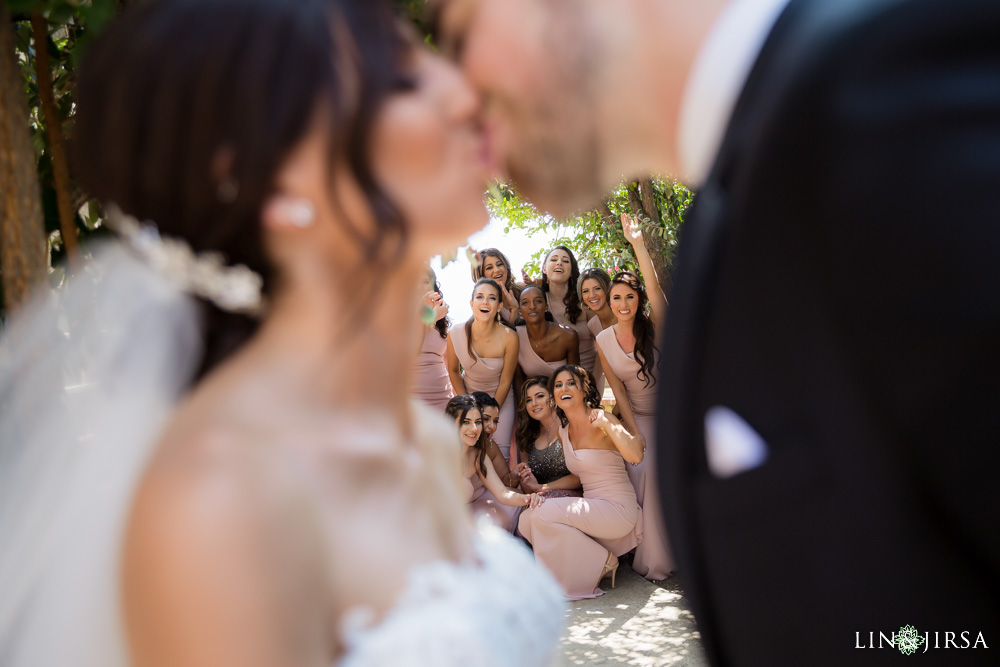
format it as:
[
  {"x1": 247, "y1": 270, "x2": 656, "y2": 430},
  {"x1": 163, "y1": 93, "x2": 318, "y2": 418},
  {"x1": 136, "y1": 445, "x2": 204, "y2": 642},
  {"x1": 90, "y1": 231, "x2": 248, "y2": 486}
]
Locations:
[
  {"x1": 521, "y1": 268, "x2": 541, "y2": 288},
  {"x1": 524, "y1": 492, "x2": 546, "y2": 509},
  {"x1": 499, "y1": 282, "x2": 518, "y2": 311},
  {"x1": 621, "y1": 213, "x2": 644, "y2": 248},
  {"x1": 519, "y1": 468, "x2": 542, "y2": 494},
  {"x1": 420, "y1": 291, "x2": 449, "y2": 323},
  {"x1": 588, "y1": 408, "x2": 612, "y2": 432}
]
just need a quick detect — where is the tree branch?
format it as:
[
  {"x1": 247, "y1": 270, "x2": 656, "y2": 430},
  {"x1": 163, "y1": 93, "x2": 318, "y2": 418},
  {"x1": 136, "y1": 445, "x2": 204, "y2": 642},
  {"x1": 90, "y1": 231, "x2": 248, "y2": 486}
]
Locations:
[{"x1": 31, "y1": 14, "x2": 80, "y2": 268}]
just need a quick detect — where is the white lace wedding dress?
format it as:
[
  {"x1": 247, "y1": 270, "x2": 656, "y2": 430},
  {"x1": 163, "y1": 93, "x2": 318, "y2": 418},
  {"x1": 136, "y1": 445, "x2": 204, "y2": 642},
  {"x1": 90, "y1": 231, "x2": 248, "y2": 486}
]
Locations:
[{"x1": 0, "y1": 245, "x2": 564, "y2": 667}]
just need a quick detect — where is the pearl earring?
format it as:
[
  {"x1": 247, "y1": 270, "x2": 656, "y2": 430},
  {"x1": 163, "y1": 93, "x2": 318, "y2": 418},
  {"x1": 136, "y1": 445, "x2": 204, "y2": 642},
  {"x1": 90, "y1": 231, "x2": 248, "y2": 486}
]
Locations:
[{"x1": 286, "y1": 199, "x2": 315, "y2": 228}]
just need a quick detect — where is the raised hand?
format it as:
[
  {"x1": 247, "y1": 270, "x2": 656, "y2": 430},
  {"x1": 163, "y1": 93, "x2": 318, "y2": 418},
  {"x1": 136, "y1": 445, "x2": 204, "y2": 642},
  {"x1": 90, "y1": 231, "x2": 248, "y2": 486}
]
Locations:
[
  {"x1": 420, "y1": 291, "x2": 449, "y2": 324},
  {"x1": 620, "y1": 212, "x2": 644, "y2": 247},
  {"x1": 588, "y1": 408, "x2": 612, "y2": 432},
  {"x1": 499, "y1": 281, "x2": 518, "y2": 310}
]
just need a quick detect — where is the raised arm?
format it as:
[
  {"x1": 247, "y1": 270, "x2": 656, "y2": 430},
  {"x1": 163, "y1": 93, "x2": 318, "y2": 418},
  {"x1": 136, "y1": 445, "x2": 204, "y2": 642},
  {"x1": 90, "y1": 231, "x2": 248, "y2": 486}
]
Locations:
[
  {"x1": 590, "y1": 408, "x2": 645, "y2": 464},
  {"x1": 494, "y1": 328, "x2": 519, "y2": 410},
  {"x1": 621, "y1": 213, "x2": 668, "y2": 329},
  {"x1": 596, "y1": 344, "x2": 641, "y2": 438},
  {"x1": 444, "y1": 332, "x2": 468, "y2": 396}
]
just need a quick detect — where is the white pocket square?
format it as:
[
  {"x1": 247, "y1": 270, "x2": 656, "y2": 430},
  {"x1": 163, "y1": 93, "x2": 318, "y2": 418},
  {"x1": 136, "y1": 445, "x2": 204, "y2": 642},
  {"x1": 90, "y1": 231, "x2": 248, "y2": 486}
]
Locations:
[{"x1": 704, "y1": 406, "x2": 769, "y2": 479}]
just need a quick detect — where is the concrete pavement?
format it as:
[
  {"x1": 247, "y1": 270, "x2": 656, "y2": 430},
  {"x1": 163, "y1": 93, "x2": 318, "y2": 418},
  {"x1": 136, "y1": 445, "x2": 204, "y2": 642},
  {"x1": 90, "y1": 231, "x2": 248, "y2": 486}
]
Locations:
[{"x1": 557, "y1": 564, "x2": 709, "y2": 666}]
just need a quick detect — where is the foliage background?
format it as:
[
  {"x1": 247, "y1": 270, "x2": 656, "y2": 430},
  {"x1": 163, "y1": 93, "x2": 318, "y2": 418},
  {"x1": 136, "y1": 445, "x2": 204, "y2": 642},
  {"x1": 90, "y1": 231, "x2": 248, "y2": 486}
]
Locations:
[{"x1": 0, "y1": 0, "x2": 690, "y2": 320}]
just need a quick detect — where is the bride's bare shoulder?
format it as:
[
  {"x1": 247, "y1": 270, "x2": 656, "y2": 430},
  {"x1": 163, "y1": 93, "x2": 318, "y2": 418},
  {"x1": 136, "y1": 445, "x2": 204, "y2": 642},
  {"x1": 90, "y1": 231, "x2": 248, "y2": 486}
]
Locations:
[{"x1": 123, "y1": 409, "x2": 332, "y2": 662}]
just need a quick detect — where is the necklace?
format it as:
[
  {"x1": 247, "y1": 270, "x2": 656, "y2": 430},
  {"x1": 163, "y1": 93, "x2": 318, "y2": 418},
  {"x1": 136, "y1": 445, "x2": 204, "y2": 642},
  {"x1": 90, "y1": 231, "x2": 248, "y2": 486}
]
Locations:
[{"x1": 543, "y1": 415, "x2": 557, "y2": 446}]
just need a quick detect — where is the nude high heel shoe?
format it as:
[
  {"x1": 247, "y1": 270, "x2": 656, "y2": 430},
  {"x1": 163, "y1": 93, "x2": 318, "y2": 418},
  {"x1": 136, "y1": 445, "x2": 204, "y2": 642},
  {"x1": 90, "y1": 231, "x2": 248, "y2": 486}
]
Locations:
[{"x1": 601, "y1": 551, "x2": 619, "y2": 589}]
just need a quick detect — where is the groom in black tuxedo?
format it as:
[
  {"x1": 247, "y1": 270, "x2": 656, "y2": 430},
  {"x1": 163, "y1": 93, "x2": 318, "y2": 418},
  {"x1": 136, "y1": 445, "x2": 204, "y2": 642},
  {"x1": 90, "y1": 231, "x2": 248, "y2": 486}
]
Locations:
[{"x1": 432, "y1": 0, "x2": 1000, "y2": 663}]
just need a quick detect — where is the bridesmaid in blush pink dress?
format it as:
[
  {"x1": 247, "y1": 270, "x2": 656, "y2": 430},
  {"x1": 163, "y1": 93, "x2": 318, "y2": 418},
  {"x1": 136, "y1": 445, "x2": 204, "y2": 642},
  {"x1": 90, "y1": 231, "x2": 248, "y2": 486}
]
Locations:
[
  {"x1": 512, "y1": 376, "x2": 582, "y2": 503},
  {"x1": 596, "y1": 259, "x2": 674, "y2": 581},
  {"x1": 540, "y1": 246, "x2": 598, "y2": 381},
  {"x1": 413, "y1": 266, "x2": 454, "y2": 410},
  {"x1": 518, "y1": 366, "x2": 643, "y2": 600},
  {"x1": 446, "y1": 279, "x2": 519, "y2": 460},
  {"x1": 446, "y1": 395, "x2": 545, "y2": 533},
  {"x1": 579, "y1": 268, "x2": 616, "y2": 397},
  {"x1": 471, "y1": 248, "x2": 523, "y2": 325},
  {"x1": 515, "y1": 285, "x2": 579, "y2": 379}
]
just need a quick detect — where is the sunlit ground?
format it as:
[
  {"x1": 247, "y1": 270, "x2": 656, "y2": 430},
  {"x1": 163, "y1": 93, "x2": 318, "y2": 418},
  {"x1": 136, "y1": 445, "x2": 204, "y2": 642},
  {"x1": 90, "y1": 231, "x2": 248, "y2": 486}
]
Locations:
[{"x1": 557, "y1": 563, "x2": 708, "y2": 666}]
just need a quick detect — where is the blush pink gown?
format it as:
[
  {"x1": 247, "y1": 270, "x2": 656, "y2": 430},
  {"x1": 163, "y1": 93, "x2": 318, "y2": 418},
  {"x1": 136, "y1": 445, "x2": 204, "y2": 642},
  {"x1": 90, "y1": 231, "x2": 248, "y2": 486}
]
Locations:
[
  {"x1": 547, "y1": 294, "x2": 596, "y2": 381},
  {"x1": 595, "y1": 326, "x2": 675, "y2": 581},
  {"x1": 518, "y1": 425, "x2": 641, "y2": 600},
  {"x1": 587, "y1": 315, "x2": 609, "y2": 397},
  {"x1": 413, "y1": 327, "x2": 454, "y2": 411},
  {"x1": 516, "y1": 326, "x2": 567, "y2": 379},
  {"x1": 449, "y1": 324, "x2": 515, "y2": 461},
  {"x1": 463, "y1": 467, "x2": 519, "y2": 534}
]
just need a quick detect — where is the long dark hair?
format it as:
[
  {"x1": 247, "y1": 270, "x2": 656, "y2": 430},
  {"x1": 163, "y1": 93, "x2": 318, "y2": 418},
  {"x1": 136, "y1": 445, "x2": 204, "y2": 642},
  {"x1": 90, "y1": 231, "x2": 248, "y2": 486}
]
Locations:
[
  {"x1": 445, "y1": 394, "x2": 488, "y2": 477},
  {"x1": 515, "y1": 375, "x2": 552, "y2": 454},
  {"x1": 541, "y1": 245, "x2": 582, "y2": 324},
  {"x1": 425, "y1": 265, "x2": 450, "y2": 339},
  {"x1": 550, "y1": 365, "x2": 601, "y2": 427},
  {"x1": 472, "y1": 248, "x2": 519, "y2": 296},
  {"x1": 464, "y1": 278, "x2": 503, "y2": 364},
  {"x1": 611, "y1": 271, "x2": 658, "y2": 387},
  {"x1": 74, "y1": 0, "x2": 410, "y2": 379}
]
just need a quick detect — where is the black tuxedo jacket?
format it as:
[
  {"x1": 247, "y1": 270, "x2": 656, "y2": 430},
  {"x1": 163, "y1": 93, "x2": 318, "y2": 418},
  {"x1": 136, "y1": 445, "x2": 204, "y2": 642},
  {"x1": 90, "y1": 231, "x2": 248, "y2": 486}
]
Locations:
[{"x1": 657, "y1": 0, "x2": 1000, "y2": 664}]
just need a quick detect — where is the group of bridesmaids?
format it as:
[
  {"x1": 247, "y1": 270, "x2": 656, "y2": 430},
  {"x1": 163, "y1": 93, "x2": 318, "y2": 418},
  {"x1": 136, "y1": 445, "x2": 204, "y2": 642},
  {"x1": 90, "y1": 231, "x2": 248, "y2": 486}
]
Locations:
[{"x1": 412, "y1": 214, "x2": 675, "y2": 600}]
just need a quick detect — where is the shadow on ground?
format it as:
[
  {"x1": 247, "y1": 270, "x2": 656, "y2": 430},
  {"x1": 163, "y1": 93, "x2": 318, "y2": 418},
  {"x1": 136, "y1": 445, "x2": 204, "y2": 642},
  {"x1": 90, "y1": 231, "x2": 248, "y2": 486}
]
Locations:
[{"x1": 557, "y1": 563, "x2": 708, "y2": 666}]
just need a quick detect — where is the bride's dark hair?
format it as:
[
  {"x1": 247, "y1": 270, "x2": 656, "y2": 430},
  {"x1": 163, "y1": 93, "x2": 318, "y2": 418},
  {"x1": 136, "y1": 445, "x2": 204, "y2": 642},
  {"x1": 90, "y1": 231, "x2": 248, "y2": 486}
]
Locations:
[{"x1": 74, "y1": 0, "x2": 410, "y2": 379}]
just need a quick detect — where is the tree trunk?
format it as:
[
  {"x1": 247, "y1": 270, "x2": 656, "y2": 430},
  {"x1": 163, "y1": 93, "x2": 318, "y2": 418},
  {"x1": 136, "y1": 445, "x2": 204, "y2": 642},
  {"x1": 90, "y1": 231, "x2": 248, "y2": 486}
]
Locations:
[
  {"x1": 0, "y1": 6, "x2": 48, "y2": 315},
  {"x1": 31, "y1": 14, "x2": 79, "y2": 268},
  {"x1": 636, "y1": 178, "x2": 673, "y2": 295}
]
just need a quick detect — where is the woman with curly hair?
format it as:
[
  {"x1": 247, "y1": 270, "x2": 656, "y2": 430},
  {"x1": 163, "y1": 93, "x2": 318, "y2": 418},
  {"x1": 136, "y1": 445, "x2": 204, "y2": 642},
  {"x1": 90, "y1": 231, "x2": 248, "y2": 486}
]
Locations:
[
  {"x1": 540, "y1": 246, "x2": 598, "y2": 380},
  {"x1": 595, "y1": 268, "x2": 674, "y2": 581},
  {"x1": 512, "y1": 376, "x2": 582, "y2": 501},
  {"x1": 472, "y1": 247, "x2": 522, "y2": 324},
  {"x1": 517, "y1": 366, "x2": 642, "y2": 600}
]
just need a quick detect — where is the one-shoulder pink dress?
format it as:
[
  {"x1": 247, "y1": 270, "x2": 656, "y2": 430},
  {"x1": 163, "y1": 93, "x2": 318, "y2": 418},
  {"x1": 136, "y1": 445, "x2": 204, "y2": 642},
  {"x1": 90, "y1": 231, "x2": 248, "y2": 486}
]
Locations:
[
  {"x1": 516, "y1": 325, "x2": 567, "y2": 379},
  {"x1": 413, "y1": 327, "x2": 454, "y2": 411},
  {"x1": 449, "y1": 324, "x2": 515, "y2": 461},
  {"x1": 547, "y1": 294, "x2": 596, "y2": 381},
  {"x1": 463, "y1": 467, "x2": 519, "y2": 534},
  {"x1": 518, "y1": 425, "x2": 641, "y2": 600},
  {"x1": 595, "y1": 326, "x2": 675, "y2": 581},
  {"x1": 587, "y1": 315, "x2": 609, "y2": 397}
]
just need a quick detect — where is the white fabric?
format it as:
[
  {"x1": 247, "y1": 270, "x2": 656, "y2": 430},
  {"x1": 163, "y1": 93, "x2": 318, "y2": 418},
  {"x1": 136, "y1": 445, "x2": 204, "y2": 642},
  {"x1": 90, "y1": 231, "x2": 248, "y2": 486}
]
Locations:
[
  {"x1": 0, "y1": 244, "x2": 564, "y2": 666},
  {"x1": 0, "y1": 244, "x2": 202, "y2": 666},
  {"x1": 704, "y1": 406, "x2": 770, "y2": 478},
  {"x1": 340, "y1": 518, "x2": 565, "y2": 666},
  {"x1": 677, "y1": 0, "x2": 792, "y2": 186}
]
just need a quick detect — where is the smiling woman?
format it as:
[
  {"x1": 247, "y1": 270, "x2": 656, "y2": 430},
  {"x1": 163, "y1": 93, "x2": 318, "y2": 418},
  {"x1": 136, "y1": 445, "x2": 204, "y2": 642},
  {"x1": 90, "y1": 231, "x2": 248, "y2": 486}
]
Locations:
[
  {"x1": 518, "y1": 365, "x2": 642, "y2": 600},
  {"x1": 515, "y1": 285, "x2": 579, "y2": 383},
  {"x1": 445, "y1": 278, "x2": 520, "y2": 459}
]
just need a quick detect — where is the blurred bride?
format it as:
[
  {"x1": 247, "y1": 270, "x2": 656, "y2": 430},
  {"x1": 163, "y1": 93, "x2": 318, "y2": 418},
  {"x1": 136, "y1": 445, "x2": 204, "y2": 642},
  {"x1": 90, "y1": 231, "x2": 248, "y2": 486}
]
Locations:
[{"x1": 0, "y1": 0, "x2": 563, "y2": 665}]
